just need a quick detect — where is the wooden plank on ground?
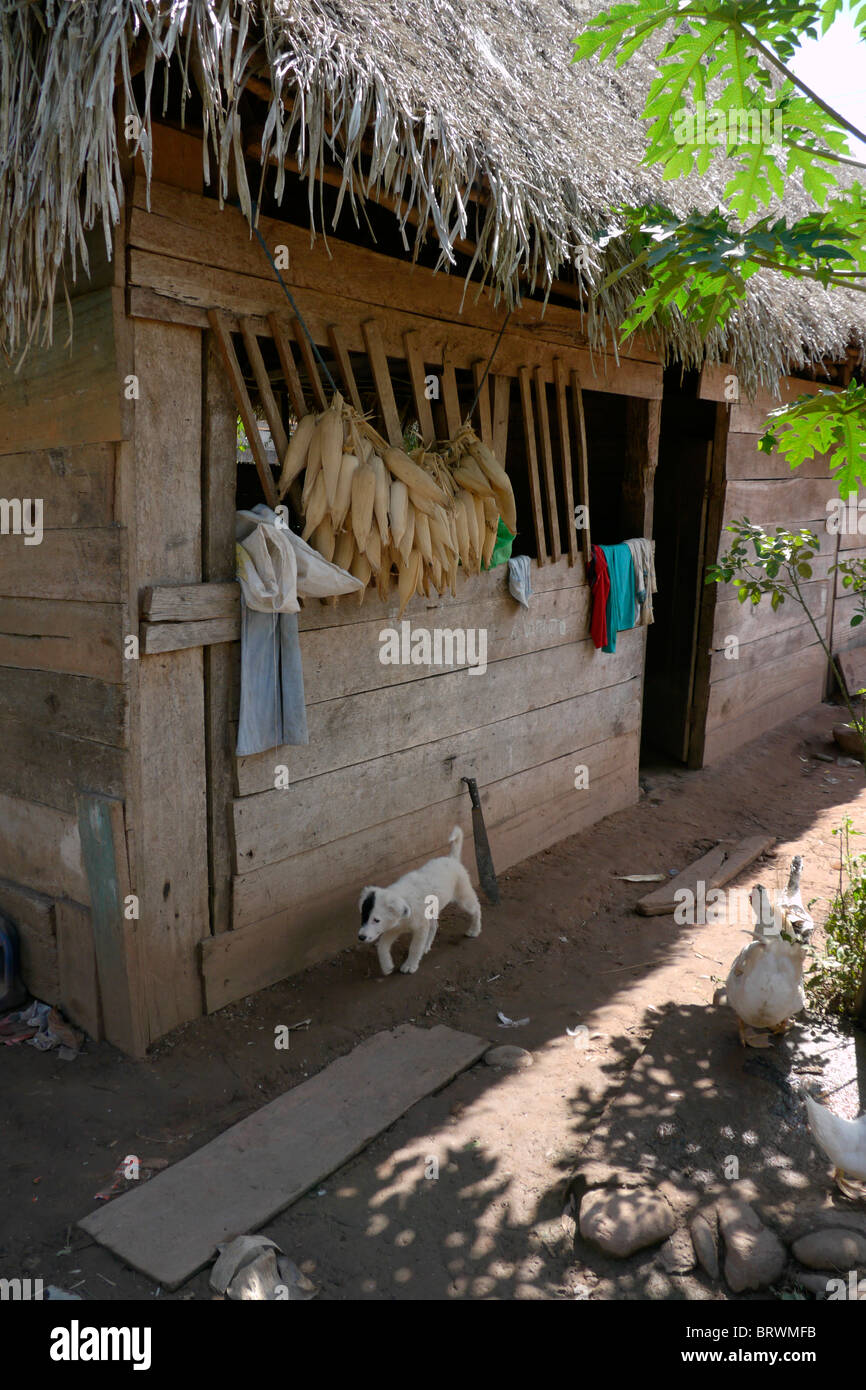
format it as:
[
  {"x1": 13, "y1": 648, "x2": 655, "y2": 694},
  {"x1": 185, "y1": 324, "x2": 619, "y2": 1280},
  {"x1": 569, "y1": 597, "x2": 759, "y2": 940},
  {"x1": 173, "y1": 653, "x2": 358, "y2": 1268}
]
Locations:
[
  {"x1": 79, "y1": 1024, "x2": 487, "y2": 1287},
  {"x1": 636, "y1": 836, "x2": 775, "y2": 916},
  {"x1": 0, "y1": 288, "x2": 126, "y2": 453},
  {"x1": 518, "y1": 366, "x2": 547, "y2": 562}
]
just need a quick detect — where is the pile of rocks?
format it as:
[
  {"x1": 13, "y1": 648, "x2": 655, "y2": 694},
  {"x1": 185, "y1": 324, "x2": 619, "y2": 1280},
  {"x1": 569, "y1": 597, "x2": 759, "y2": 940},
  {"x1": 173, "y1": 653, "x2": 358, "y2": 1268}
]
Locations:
[{"x1": 575, "y1": 1178, "x2": 866, "y2": 1298}]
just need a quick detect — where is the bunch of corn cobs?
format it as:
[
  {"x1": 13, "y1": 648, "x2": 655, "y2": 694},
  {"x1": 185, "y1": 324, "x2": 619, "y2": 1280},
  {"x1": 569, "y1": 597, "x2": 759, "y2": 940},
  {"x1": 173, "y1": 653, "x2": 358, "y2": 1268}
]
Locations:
[{"x1": 277, "y1": 392, "x2": 517, "y2": 616}]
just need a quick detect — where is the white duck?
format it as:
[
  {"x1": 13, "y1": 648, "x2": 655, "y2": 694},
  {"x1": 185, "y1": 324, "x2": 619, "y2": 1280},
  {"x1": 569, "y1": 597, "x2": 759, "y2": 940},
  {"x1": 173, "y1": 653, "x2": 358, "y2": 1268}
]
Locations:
[
  {"x1": 725, "y1": 885, "x2": 807, "y2": 1047},
  {"x1": 775, "y1": 855, "x2": 814, "y2": 944},
  {"x1": 805, "y1": 1092, "x2": 866, "y2": 1199}
]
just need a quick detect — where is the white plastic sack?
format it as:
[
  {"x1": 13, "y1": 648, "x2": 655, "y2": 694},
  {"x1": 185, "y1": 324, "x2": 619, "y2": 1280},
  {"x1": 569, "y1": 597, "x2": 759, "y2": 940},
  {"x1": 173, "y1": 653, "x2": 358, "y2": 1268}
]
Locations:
[{"x1": 235, "y1": 505, "x2": 363, "y2": 612}]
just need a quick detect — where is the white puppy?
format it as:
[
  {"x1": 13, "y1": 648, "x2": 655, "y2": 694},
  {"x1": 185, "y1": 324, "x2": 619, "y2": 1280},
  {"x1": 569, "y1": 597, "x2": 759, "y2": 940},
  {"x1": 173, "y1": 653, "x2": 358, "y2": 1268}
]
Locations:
[{"x1": 358, "y1": 826, "x2": 482, "y2": 976}]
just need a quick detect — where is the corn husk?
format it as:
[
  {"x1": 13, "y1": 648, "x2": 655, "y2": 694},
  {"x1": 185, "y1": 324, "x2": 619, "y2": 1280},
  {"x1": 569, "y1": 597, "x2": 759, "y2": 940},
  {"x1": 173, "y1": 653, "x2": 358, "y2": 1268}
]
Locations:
[
  {"x1": 397, "y1": 504, "x2": 416, "y2": 565},
  {"x1": 310, "y1": 515, "x2": 336, "y2": 562},
  {"x1": 318, "y1": 398, "x2": 345, "y2": 509},
  {"x1": 414, "y1": 509, "x2": 433, "y2": 562},
  {"x1": 332, "y1": 452, "x2": 359, "y2": 531},
  {"x1": 351, "y1": 461, "x2": 377, "y2": 552},
  {"x1": 301, "y1": 470, "x2": 328, "y2": 538},
  {"x1": 397, "y1": 550, "x2": 422, "y2": 617},
  {"x1": 372, "y1": 455, "x2": 390, "y2": 546},
  {"x1": 384, "y1": 446, "x2": 450, "y2": 505},
  {"x1": 389, "y1": 479, "x2": 409, "y2": 549},
  {"x1": 277, "y1": 412, "x2": 317, "y2": 500},
  {"x1": 301, "y1": 423, "x2": 324, "y2": 508},
  {"x1": 333, "y1": 529, "x2": 355, "y2": 572}
]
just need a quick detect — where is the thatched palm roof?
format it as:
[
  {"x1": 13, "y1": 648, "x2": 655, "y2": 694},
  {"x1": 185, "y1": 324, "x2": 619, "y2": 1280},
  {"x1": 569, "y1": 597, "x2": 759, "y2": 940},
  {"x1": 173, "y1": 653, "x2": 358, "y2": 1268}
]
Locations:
[{"x1": 1, "y1": 0, "x2": 863, "y2": 392}]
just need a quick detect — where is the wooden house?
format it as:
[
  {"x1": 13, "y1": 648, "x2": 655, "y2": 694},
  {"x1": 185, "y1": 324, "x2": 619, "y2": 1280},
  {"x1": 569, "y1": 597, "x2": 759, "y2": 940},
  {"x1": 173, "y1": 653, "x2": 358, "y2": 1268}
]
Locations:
[{"x1": 1, "y1": 1, "x2": 863, "y2": 1054}]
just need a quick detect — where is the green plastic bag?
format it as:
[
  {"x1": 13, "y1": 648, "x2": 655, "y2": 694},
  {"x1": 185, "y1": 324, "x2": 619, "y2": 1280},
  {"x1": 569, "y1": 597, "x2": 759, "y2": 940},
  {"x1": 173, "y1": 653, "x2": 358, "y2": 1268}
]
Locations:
[{"x1": 485, "y1": 519, "x2": 515, "y2": 570}]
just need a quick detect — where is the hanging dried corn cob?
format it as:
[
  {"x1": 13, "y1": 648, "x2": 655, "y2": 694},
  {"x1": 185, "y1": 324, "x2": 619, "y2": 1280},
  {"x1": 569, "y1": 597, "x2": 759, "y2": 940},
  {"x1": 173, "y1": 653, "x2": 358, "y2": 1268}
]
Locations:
[{"x1": 291, "y1": 392, "x2": 517, "y2": 610}]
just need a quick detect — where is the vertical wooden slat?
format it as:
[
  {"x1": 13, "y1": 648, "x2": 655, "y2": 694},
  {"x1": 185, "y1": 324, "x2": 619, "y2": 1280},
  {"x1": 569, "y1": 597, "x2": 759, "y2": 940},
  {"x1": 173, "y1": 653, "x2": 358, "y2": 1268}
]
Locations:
[
  {"x1": 554, "y1": 358, "x2": 578, "y2": 567},
  {"x1": 362, "y1": 318, "x2": 403, "y2": 446},
  {"x1": 403, "y1": 330, "x2": 436, "y2": 444},
  {"x1": 327, "y1": 323, "x2": 364, "y2": 414},
  {"x1": 293, "y1": 318, "x2": 329, "y2": 411},
  {"x1": 208, "y1": 309, "x2": 277, "y2": 508},
  {"x1": 267, "y1": 313, "x2": 308, "y2": 419},
  {"x1": 441, "y1": 360, "x2": 462, "y2": 437},
  {"x1": 472, "y1": 361, "x2": 493, "y2": 446},
  {"x1": 492, "y1": 374, "x2": 511, "y2": 462},
  {"x1": 533, "y1": 366, "x2": 561, "y2": 562},
  {"x1": 240, "y1": 319, "x2": 288, "y2": 460},
  {"x1": 77, "y1": 794, "x2": 147, "y2": 1056},
  {"x1": 518, "y1": 366, "x2": 547, "y2": 564},
  {"x1": 202, "y1": 330, "x2": 237, "y2": 939},
  {"x1": 569, "y1": 370, "x2": 591, "y2": 561}
]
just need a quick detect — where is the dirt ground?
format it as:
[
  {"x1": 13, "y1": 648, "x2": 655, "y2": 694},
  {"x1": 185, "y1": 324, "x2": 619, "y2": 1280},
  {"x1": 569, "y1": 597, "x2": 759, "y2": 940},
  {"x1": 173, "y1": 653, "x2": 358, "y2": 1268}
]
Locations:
[{"x1": 2, "y1": 700, "x2": 865, "y2": 1300}]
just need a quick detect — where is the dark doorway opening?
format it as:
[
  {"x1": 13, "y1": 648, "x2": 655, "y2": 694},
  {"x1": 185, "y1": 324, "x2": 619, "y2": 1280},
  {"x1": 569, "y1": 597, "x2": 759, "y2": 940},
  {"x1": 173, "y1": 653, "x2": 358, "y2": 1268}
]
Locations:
[{"x1": 642, "y1": 379, "x2": 719, "y2": 764}]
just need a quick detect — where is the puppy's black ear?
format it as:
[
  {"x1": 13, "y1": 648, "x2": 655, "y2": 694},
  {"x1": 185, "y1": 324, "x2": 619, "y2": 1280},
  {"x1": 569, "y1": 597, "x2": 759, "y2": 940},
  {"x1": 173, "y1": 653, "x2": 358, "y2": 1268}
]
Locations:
[{"x1": 359, "y1": 888, "x2": 376, "y2": 922}]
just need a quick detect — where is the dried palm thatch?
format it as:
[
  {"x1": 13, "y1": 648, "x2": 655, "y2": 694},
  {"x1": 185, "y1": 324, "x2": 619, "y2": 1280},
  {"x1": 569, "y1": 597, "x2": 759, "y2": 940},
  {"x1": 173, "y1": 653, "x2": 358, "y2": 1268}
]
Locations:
[{"x1": 1, "y1": 0, "x2": 863, "y2": 394}]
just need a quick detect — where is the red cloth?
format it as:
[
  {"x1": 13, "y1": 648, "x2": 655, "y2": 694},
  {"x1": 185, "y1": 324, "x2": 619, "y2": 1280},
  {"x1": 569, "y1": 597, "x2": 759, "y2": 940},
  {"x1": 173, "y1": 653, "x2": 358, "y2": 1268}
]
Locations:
[{"x1": 590, "y1": 544, "x2": 610, "y2": 649}]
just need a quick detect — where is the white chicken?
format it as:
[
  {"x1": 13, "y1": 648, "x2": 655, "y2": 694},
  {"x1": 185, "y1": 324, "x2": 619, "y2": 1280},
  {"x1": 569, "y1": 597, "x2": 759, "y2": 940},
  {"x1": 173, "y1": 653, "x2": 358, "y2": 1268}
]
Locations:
[
  {"x1": 724, "y1": 885, "x2": 807, "y2": 1047},
  {"x1": 805, "y1": 1091, "x2": 866, "y2": 1199},
  {"x1": 775, "y1": 854, "x2": 814, "y2": 944}
]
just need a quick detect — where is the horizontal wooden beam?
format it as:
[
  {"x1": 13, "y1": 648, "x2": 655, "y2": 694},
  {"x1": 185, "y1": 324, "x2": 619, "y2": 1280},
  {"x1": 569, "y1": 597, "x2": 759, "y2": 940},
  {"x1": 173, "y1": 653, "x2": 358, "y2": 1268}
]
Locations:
[
  {"x1": 141, "y1": 581, "x2": 239, "y2": 622},
  {"x1": 139, "y1": 616, "x2": 239, "y2": 654}
]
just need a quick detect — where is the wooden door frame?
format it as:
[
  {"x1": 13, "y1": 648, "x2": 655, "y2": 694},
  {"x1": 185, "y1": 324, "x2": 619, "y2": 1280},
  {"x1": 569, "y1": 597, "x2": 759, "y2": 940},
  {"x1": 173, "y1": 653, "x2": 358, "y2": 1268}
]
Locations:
[{"x1": 686, "y1": 401, "x2": 729, "y2": 768}]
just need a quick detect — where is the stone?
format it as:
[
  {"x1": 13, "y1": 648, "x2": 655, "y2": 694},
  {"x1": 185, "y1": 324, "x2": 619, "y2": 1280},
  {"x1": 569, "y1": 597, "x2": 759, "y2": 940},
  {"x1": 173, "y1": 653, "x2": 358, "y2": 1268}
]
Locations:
[
  {"x1": 579, "y1": 1187, "x2": 676, "y2": 1257},
  {"x1": 484, "y1": 1045, "x2": 533, "y2": 1070},
  {"x1": 690, "y1": 1210, "x2": 720, "y2": 1280},
  {"x1": 792, "y1": 1229, "x2": 866, "y2": 1271},
  {"x1": 659, "y1": 1227, "x2": 697, "y2": 1274},
  {"x1": 794, "y1": 1270, "x2": 834, "y2": 1299},
  {"x1": 718, "y1": 1198, "x2": 786, "y2": 1293}
]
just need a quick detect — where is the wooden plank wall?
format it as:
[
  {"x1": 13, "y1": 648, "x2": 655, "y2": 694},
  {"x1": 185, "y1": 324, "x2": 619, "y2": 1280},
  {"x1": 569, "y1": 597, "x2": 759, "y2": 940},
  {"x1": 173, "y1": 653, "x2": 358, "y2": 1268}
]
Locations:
[
  {"x1": 699, "y1": 382, "x2": 848, "y2": 765},
  {"x1": 0, "y1": 285, "x2": 130, "y2": 1040},
  {"x1": 203, "y1": 559, "x2": 644, "y2": 1010}
]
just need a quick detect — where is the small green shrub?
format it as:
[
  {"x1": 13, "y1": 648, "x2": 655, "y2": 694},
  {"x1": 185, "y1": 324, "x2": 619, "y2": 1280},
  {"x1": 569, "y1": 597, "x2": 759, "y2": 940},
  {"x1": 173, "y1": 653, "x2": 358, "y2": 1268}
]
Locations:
[{"x1": 806, "y1": 818, "x2": 866, "y2": 1021}]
